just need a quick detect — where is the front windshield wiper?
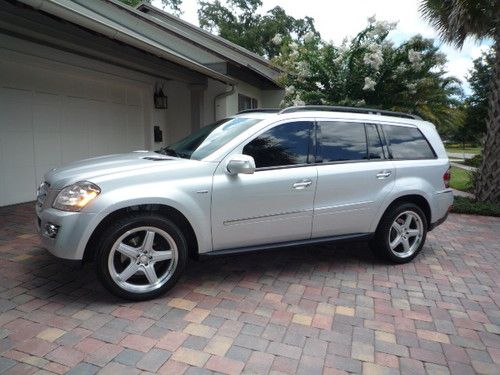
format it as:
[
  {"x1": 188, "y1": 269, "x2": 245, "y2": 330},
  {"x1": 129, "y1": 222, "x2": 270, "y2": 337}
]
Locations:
[
  {"x1": 156, "y1": 147, "x2": 190, "y2": 159},
  {"x1": 157, "y1": 147, "x2": 180, "y2": 157}
]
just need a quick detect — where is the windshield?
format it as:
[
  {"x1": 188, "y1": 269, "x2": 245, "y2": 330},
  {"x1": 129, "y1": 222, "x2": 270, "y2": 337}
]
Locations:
[{"x1": 156, "y1": 117, "x2": 262, "y2": 160}]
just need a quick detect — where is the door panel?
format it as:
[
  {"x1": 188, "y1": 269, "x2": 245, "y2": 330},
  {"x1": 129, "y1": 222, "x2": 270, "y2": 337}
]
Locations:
[
  {"x1": 312, "y1": 161, "x2": 395, "y2": 237},
  {"x1": 212, "y1": 165, "x2": 317, "y2": 250}
]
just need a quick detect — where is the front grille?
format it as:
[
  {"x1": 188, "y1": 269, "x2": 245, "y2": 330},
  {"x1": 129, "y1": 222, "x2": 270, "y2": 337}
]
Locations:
[{"x1": 36, "y1": 181, "x2": 50, "y2": 206}]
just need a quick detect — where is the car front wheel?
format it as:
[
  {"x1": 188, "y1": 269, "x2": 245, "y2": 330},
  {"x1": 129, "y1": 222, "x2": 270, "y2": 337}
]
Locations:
[
  {"x1": 371, "y1": 203, "x2": 427, "y2": 263},
  {"x1": 96, "y1": 213, "x2": 188, "y2": 300}
]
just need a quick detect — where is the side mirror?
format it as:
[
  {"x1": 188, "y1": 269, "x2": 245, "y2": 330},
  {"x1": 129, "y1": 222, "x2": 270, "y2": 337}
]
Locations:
[{"x1": 226, "y1": 154, "x2": 256, "y2": 175}]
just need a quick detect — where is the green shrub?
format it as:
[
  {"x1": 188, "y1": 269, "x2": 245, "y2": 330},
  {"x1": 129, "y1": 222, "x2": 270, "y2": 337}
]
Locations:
[{"x1": 451, "y1": 197, "x2": 500, "y2": 217}]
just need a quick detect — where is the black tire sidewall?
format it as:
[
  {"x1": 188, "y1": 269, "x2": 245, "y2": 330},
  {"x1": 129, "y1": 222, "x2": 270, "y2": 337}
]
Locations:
[
  {"x1": 372, "y1": 203, "x2": 428, "y2": 263},
  {"x1": 96, "y1": 213, "x2": 188, "y2": 300}
]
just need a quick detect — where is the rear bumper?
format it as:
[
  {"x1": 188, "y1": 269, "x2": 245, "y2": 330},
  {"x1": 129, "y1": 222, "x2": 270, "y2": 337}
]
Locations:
[
  {"x1": 429, "y1": 211, "x2": 449, "y2": 231},
  {"x1": 429, "y1": 189, "x2": 453, "y2": 231}
]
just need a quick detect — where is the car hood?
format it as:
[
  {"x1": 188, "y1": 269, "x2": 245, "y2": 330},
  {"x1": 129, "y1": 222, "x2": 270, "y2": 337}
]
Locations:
[{"x1": 44, "y1": 151, "x2": 198, "y2": 189}]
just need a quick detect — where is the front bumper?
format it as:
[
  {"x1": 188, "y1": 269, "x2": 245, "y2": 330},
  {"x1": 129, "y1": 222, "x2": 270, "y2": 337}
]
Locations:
[{"x1": 36, "y1": 204, "x2": 95, "y2": 260}]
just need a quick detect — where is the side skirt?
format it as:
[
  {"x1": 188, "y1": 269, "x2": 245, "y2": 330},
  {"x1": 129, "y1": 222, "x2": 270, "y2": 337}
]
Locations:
[{"x1": 201, "y1": 233, "x2": 373, "y2": 258}]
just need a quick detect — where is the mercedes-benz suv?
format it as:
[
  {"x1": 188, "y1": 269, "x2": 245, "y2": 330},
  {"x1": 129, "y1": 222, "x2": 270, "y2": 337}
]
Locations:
[{"x1": 36, "y1": 106, "x2": 453, "y2": 300}]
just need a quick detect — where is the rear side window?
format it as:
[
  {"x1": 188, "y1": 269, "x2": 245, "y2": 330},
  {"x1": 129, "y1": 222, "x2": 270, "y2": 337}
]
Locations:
[
  {"x1": 318, "y1": 122, "x2": 367, "y2": 162},
  {"x1": 243, "y1": 121, "x2": 313, "y2": 168},
  {"x1": 383, "y1": 125, "x2": 435, "y2": 159}
]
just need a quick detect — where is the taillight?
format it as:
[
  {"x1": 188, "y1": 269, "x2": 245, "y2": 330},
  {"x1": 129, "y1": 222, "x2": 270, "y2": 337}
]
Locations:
[{"x1": 443, "y1": 167, "x2": 451, "y2": 188}]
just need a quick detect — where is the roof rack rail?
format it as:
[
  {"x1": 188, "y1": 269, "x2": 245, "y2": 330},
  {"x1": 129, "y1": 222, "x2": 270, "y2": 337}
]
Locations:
[
  {"x1": 237, "y1": 108, "x2": 281, "y2": 115},
  {"x1": 278, "y1": 105, "x2": 421, "y2": 120}
]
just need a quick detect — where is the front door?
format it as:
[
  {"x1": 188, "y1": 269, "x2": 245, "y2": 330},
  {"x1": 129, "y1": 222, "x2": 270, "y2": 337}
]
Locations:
[
  {"x1": 312, "y1": 121, "x2": 395, "y2": 237},
  {"x1": 211, "y1": 121, "x2": 317, "y2": 250}
]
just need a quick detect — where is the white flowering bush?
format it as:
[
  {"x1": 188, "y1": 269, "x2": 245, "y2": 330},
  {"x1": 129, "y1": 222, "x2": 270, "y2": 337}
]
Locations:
[{"x1": 273, "y1": 16, "x2": 462, "y2": 132}]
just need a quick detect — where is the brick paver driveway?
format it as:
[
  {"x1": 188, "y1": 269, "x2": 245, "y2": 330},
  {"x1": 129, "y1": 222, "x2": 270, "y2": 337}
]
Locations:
[{"x1": 0, "y1": 203, "x2": 499, "y2": 375}]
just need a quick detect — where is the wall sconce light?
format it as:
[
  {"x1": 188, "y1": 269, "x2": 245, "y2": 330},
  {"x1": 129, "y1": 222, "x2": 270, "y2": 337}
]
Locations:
[{"x1": 154, "y1": 85, "x2": 168, "y2": 109}]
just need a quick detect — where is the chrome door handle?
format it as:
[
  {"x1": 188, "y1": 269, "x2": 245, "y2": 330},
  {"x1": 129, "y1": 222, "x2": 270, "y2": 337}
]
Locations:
[
  {"x1": 376, "y1": 170, "x2": 392, "y2": 179},
  {"x1": 293, "y1": 180, "x2": 312, "y2": 189}
]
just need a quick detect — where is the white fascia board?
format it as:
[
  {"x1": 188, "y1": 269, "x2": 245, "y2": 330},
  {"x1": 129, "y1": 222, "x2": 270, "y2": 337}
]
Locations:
[{"x1": 16, "y1": 0, "x2": 236, "y2": 84}]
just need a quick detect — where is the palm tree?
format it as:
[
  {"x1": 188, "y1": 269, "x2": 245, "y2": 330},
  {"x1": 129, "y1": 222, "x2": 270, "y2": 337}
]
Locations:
[{"x1": 419, "y1": 0, "x2": 499, "y2": 203}]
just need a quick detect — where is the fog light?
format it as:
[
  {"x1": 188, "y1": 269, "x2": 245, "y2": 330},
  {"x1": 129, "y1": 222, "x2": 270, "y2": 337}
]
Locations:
[{"x1": 44, "y1": 223, "x2": 59, "y2": 238}]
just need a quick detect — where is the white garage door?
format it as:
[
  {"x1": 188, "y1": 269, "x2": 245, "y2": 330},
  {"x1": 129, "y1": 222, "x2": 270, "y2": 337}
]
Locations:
[{"x1": 0, "y1": 55, "x2": 148, "y2": 206}]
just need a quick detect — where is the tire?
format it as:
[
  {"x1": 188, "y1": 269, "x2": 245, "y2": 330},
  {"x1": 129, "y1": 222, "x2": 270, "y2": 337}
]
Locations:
[
  {"x1": 370, "y1": 203, "x2": 427, "y2": 263},
  {"x1": 95, "y1": 213, "x2": 188, "y2": 300}
]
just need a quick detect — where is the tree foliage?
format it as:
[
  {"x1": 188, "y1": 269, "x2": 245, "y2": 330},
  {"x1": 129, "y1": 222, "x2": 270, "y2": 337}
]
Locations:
[
  {"x1": 198, "y1": 0, "x2": 318, "y2": 58},
  {"x1": 117, "y1": 0, "x2": 183, "y2": 15},
  {"x1": 419, "y1": 0, "x2": 497, "y2": 48},
  {"x1": 456, "y1": 49, "x2": 495, "y2": 143},
  {"x1": 420, "y1": 0, "x2": 499, "y2": 203},
  {"x1": 274, "y1": 17, "x2": 463, "y2": 135}
]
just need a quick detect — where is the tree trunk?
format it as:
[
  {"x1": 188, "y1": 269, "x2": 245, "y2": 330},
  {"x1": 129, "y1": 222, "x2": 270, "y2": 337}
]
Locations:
[{"x1": 475, "y1": 31, "x2": 500, "y2": 203}]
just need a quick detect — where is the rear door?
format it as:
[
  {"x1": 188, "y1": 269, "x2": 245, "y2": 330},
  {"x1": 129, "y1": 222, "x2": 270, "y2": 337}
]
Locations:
[{"x1": 312, "y1": 120, "x2": 395, "y2": 237}]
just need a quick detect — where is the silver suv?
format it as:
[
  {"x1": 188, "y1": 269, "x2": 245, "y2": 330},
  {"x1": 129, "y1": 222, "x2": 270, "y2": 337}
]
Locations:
[{"x1": 36, "y1": 106, "x2": 453, "y2": 300}]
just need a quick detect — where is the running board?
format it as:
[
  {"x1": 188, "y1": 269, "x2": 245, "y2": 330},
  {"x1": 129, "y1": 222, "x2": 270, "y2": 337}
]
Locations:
[{"x1": 201, "y1": 233, "x2": 373, "y2": 258}]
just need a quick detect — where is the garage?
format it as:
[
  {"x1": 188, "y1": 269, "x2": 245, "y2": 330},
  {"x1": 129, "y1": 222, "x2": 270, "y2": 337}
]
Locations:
[{"x1": 0, "y1": 51, "x2": 148, "y2": 206}]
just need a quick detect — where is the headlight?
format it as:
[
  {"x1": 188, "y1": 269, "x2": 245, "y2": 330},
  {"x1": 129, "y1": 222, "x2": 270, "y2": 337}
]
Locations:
[{"x1": 53, "y1": 181, "x2": 101, "y2": 211}]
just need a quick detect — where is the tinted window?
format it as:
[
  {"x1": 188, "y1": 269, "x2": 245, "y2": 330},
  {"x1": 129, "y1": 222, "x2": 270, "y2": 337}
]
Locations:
[
  {"x1": 319, "y1": 122, "x2": 367, "y2": 162},
  {"x1": 243, "y1": 121, "x2": 313, "y2": 168},
  {"x1": 366, "y1": 124, "x2": 384, "y2": 159},
  {"x1": 384, "y1": 125, "x2": 435, "y2": 159}
]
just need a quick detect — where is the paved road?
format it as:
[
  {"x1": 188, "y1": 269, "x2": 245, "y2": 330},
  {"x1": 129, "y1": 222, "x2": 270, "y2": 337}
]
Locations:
[
  {"x1": 447, "y1": 152, "x2": 476, "y2": 160},
  {"x1": 0, "y1": 203, "x2": 499, "y2": 374}
]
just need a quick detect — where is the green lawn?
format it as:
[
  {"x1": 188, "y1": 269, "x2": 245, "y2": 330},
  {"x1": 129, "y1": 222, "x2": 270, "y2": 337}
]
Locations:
[
  {"x1": 445, "y1": 144, "x2": 482, "y2": 155},
  {"x1": 449, "y1": 166, "x2": 472, "y2": 192}
]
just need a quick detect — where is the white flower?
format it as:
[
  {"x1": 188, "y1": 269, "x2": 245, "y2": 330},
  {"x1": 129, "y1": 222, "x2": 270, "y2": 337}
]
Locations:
[
  {"x1": 370, "y1": 20, "x2": 398, "y2": 36},
  {"x1": 290, "y1": 42, "x2": 299, "y2": 51},
  {"x1": 315, "y1": 82, "x2": 325, "y2": 90},
  {"x1": 408, "y1": 49, "x2": 423, "y2": 70},
  {"x1": 363, "y1": 43, "x2": 384, "y2": 70},
  {"x1": 296, "y1": 61, "x2": 310, "y2": 78},
  {"x1": 406, "y1": 83, "x2": 417, "y2": 94},
  {"x1": 363, "y1": 77, "x2": 377, "y2": 91},
  {"x1": 292, "y1": 94, "x2": 305, "y2": 106},
  {"x1": 285, "y1": 85, "x2": 296, "y2": 96},
  {"x1": 272, "y1": 33, "x2": 283, "y2": 45},
  {"x1": 304, "y1": 31, "x2": 315, "y2": 43},
  {"x1": 356, "y1": 99, "x2": 366, "y2": 106}
]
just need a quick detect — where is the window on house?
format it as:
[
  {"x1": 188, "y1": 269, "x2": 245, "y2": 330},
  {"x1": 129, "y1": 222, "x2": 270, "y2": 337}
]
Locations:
[{"x1": 238, "y1": 94, "x2": 258, "y2": 112}]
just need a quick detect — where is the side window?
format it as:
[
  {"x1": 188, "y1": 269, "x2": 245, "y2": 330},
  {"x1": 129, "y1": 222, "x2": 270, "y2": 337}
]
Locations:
[
  {"x1": 243, "y1": 121, "x2": 313, "y2": 169},
  {"x1": 366, "y1": 124, "x2": 385, "y2": 159},
  {"x1": 318, "y1": 122, "x2": 367, "y2": 162},
  {"x1": 384, "y1": 125, "x2": 435, "y2": 159}
]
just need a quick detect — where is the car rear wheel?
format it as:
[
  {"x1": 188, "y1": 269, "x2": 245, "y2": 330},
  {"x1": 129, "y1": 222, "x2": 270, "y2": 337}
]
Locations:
[
  {"x1": 371, "y1": 203, "x2": 427, "y2": 263},
  {"x1": 96, "y1": 213, "x2": 188, "y2": 300}
]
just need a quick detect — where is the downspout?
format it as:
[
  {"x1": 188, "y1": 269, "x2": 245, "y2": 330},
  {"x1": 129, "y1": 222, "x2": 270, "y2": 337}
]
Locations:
[{"x1": 213, "y1": 84, "x2": 236, "y2": 121}]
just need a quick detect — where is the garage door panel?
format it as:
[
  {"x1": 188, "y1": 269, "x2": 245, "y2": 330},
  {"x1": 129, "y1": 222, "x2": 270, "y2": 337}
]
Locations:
[
  {"x1": 33, "y1": 93, "x2": 61, "y2": 133},
  {"x1": 0, "y1": 88, "x2": 33, "y2": 133},
  {"x1": 34, "y1": 132, "x2": 61, "y2": 166},
  {"x1": 2, "y1": 167, "x2": 36, "y2": 206},
  {"x1": 126, "y1": 106, "x2": 145, "y2": 150},
  {"x1": 61, "y1": 132, "x2": 90, "y2": 164},
  {"x1": 1, "y1": 53, "x2": 148, "y2": 206},
  {"x1": 1, "y1": 133, "x2": 35, "y2": 169}
]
